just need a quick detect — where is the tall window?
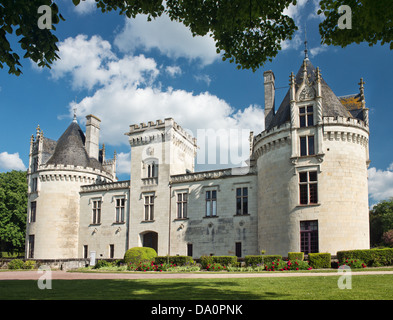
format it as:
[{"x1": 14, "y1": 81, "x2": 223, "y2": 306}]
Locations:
[
  {"x1": 32, "y1": 177, "x2": 38, "y2": 192},
  {"x1": 30, "y1": 201, "x2": 36, "y2": 222},
  {"x1": 177, "y1": 193, "x2": 188, "y2": 219},
  {"x1": 236, "y1": 187, "x2": 248, "y2": 215},
  {"x1": 299, "y1": 171, "x2": 318, "y2": 205},
  {"x1": 28, "y1": 235, "x2": 35, "y2": 258},
  {"x1": 32, "y1": 157, "x2": 38, "y2": 173},
  {"x1": 300, "y1": 220, "x2": 319, "y2": 254},
  {"x1": 83, "y1": 245, "x2": 88, "y2": 259},
  {"x1": 115, "y1": 198, "x2": 125, "y2": 223},
  {"x1": 144, "y1": 195, "x2": 154, "y2": 221},
  {"x1": 299, "y1": 105, "x2": 314, "y2": 127},
  {"x1": 235, "y1": 242, "x2": 242, "y2": 258},
  {"x1": 109, "y1": 244, "x2": 115, "y2": 259},
  {"x1": 206, "y1": 190, "x2": 217, "y2": 217},
  {"x1": 300, "y1": 136, "x2": 315, "y2": 156},
  {"x1": 92, "y1": 199, "x2": 101, "y2": 224}
]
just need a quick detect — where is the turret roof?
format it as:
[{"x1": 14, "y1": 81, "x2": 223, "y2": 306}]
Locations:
[
  {"x1": 267, "y1": 58, "x2": 354, "y2": 131},
  {"x1": 46, "y1": 121, "x2": 104, "y2": 170}
]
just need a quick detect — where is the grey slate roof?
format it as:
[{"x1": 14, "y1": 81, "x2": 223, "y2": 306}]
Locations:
[
  {"x1": 46, "y1": 121, "x2": 104, "y2": 171},
  {"x1": 267, "y1": 59, "x2": 353, "y2": 131}
]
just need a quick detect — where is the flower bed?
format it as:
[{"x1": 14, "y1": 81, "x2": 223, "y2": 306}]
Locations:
[
  {"x1": 338, "y1": 259, "x2": 367, "y2": 269},
  {"x1": 264, "y1": 259, "x2": 312, "y2": 271}
]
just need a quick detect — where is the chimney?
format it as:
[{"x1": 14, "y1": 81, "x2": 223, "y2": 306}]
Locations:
[
  {"x1": 85, "y1": 114, "x2": 101, "y2": 161},
  {"x1": 264, "y1": 70, "x2": 275, "y2": 129}
]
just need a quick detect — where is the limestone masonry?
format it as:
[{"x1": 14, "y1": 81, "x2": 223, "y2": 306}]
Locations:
[{"x1": 25, "y1": 56, "x2": 370, "y2": 260}]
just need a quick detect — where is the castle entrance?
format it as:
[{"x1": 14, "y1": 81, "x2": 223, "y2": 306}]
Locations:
[{"x1": 142, "y1": 231, "x2": 158, "y2": 253}]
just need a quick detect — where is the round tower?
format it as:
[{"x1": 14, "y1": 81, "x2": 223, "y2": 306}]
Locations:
[
  {"x1": 25, "y1": 115, "x2": 116, "y2": 259},
  {"x1": 253, "y1": 57, "x2": 370, "y2": 256}
]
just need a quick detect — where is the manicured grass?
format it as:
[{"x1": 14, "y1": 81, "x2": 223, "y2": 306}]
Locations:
[{"x1": 0, "y1": 274, "x2": 393, "y2": 300}]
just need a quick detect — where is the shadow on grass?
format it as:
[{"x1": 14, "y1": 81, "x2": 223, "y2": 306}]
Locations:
[{"x1": 0, "y1": 278, "x2": 291, "y2": 300}]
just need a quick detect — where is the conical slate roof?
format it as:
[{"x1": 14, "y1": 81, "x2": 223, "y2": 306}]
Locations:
[
  {"x1": 267, "y1": 59, "x2": 353, "y2": 131},
  {"x1": 46, "y1": 121, "x2": 103, "y2": 170}
]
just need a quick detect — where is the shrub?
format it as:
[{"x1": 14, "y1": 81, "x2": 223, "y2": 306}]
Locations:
[
  {"x1": 264, "y1": 258, "x2": 312, "y2": 271},
  {"x1": 288, "y1": 252, "x2": 304, "y2": 261},
  {"x1": 244, "y1": 255, "x2": 264, "y2": 267},
  {"x1": 8, "y1": 259, "x2": 25, "y2": 270},
  {"x1": 337, "y1": 248, "x2": 393, "y2": 267},
  {"x1": 200, "y1": 255, "x2": 238, "y2": 269},
  {"x1": 339, "y1": 259, "x2": 366, "y2": 269},
  {"x1": 124, "y1": 247, "x2": 157, "y2": 264},
  {"x1": 93, "y1": 260, "x2": 113, "y2": 269},
  {"x1": 155, "y1": 256, "x2": 194, "y2": 266},
  {"x1": 308, "y1": 253, "x2": 331, "y2": 269},
  {"x1": 23, "y1": 260, "x2": 36, "y2": 269}
]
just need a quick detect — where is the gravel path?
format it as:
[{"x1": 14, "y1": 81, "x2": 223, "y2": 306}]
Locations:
[{"x1": 1, "y1": 270, "x2": 393, "y2": 280}]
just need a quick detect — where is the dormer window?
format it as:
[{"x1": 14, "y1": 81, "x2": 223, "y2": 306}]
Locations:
[{"x1": 300, "y1": 105, "x2": 314, "y2": 127}]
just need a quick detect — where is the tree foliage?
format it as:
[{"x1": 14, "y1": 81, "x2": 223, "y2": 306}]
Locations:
[
  {"x1": 369, "y1": 198, "x2": 393, "y2": 247},
  {"x1": 319, "y1": 0, "x2": 393, "y2": 49},
  {"x1": 2, "y1": 0, "x2": 393, "y2": 75},
  {"x1": 0, "y1": 0, "x2": 64, "y2": 75},
  {"x1": 0, "y1": 170, "x2": 27, "y2": 253}
]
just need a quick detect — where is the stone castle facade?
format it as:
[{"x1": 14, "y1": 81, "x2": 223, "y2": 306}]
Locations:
[{"x1": 25, "y1": 56, "x2": 371, "y2": 260}]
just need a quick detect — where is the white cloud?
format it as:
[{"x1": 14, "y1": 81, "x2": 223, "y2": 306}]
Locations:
[
  {"x1": 165, "y1": 65, "x2": 182, "y2": 77},
  {"x1": 116, "y1": 152, "x2": 131, "y2": 175},
  {"x1": 0, "y1": 152, "x2": 26, "y2": 171},
  {"x1": 73, "y1": 0, "x2": 96, "y2": 15},
  {"x1": 51, "y1": 34, "x2": 264, "y2": 172},
  {"x1": 368, "y1": 163, "x2": 393, "y2": 203},
  {"x1": 114, "y1": 15, "x2": 219, "y2": 66},
  {"x1": 194, "y1": 74, "x2": 212, "y2": 86},
  {"x1": 310, "y1": 45, "x2": 328, "y2": 57}
]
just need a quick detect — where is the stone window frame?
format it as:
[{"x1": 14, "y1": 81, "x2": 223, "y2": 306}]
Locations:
[
  {"x1": 299, "y1": 135, "x2": 315, "y2": 157},
  {"x1": 30, "y1": 201, "x2": 37, "y2": 223},
  {"x1": 91, "y1": 197, "x2": 102, "y2": 225},
  {"x1": 176, "y1": 191, "x2": 188, "y2": 219},
  {"x1": 235, "y1": 187, "x2": 249, "y2": 215},
  {"x1": 299, "y1": 105, "x2": 314, "y2": 128},
  {"x1": 143, "y1": 192, "x2": 155, "y2": 222},
  {"x1": 205, "y1": 189, "x2": 217, "y2": 217},
  {"x1": 299, "y1": 171, "x2": 318, "y2": 205},
  {"x1": 114, "y1": 196, "x2": 126, "y2": 223},
  {"x1": 142, "y1": 157, "x2": 159, "y2": 179}
]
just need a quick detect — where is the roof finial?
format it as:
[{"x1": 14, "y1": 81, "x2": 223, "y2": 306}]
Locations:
[
  {"x1": 304, "y1": 23, "x2": 309, "y2": 60},
  {"x1": 73, "y1": 107, "x2": 77, "y2": 123}
]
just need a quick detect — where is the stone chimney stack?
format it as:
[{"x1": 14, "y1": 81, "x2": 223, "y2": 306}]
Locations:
[
  {"x1": 264, "y1": 70, "x2": 275, "y2": 129},
  {"x1": 85, "y1": 114, "x2": 101, "y2": 161}
]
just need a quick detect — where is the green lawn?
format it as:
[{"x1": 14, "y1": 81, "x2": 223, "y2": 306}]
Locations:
[{"x1": 0, "y1": 274, "x2": 392, "y2": 300}]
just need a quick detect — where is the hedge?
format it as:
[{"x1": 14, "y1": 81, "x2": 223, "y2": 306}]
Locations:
[
  {"x1": 154, "y1": 256, "x2": 194, "y2": 266},
  {"x1": 200, "y1": 256, "x2": 238, "y2": 268},
  {"x1": 124, "y1": 247, "x2": 157, "y2": 264},
  {"x1": 337, "y1": 248, "x2": 393, "y2": 267},
  {"x1": 308, "y1": 253, "x2": 331, "y2": 269},
  {"x1": 288, "y1": 252, "x2": 304, "y2": 261},
  {"x1": 244, "y1": 255, "x2": 282, "y2": 266}
]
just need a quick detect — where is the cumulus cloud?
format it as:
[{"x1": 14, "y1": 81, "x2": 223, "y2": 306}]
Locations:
[
  {"x1": 165, "y1": 65, "x2": 182, "y2": 77},
  {"x1": 114, "y1": 15, "x2": 219, "y2": 66},
  {"x1": 73, "y1": 0, "x2": 96, "y2": 15},
  {"x1": 0, "y1": 152, "x2": 26, "y2": 171},
  {"x1": 51, "y1": 34, "x2": 264, "y2": 172},
  {"x1": 368, "y1": 163, "x2": 393, "y2": 204}
]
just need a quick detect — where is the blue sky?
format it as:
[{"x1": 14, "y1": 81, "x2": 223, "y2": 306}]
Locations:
[{"x1": 0, "y1": 0, "x2": 392, "y2": 206}]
